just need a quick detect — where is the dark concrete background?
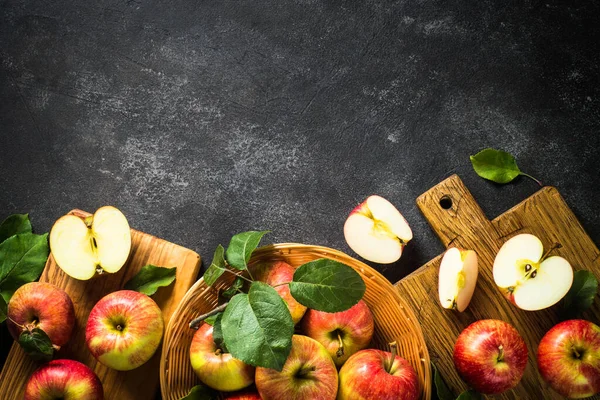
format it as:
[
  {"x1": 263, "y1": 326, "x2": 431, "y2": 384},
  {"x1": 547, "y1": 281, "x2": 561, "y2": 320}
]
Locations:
[{"x1": 1, "y1": 0, "x2": 599, "y2": 397}]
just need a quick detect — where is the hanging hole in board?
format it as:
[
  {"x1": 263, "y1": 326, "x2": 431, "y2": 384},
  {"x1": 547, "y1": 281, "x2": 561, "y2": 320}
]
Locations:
[{"x1": 439, "y1": 195, "x2": 453, "y2": 210}]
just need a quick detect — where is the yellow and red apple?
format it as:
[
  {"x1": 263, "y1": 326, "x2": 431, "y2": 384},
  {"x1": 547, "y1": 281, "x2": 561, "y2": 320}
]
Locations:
[{"x1": 24, "y1": 359, "x2": 103, "y2": 400}]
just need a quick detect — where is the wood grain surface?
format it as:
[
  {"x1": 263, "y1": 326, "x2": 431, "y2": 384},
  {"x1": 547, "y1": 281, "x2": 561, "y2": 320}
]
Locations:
[
  {"x1": 0, "y1": 209, "x2": 201, "y2": 400},
  {"x1": 395, "y1": 174, "x2": 600, "y2": 399}
]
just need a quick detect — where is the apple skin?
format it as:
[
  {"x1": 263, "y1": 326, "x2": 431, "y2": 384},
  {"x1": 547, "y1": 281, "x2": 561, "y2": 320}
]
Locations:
[
  {"x1": 337, "y1": 348, "x2": 419, "y2": 400},
  {"x1": 7, "y1": 282, "x2": 75, "y2": 347},
  {"x1": 453, "y1": 319, "x2": 527, "y2": 395},
  {"x1": 190, "y1": 323, "x2": 255, "y2": 392},
  {"x1": 254, "y1": 261, "x2": 307, "y2": 324},
  {"x1": 24, "y1": 359, "x2": 104, "y2": 400},
  {"x1": 537, "y1": 319, "x2": 600, "y2": 398},
  {"x1": 300, "y1": 299, "x2": 374, "y2": 367},
  {"x1": 86, "y1": 290, "x2": 164, "y2": 371},
  {"x1": 223, "y1": 389, "x2": 262, "y2": 399},
  {"x1": 255, "y1": 334, "x2": 338, "y2": 400}
]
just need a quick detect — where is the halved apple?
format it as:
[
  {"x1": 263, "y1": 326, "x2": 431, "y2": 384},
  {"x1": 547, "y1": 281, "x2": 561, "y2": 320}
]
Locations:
[
  {"x1": 50, "y1": 206, "x2": 132, "y2": 280},
  {"x1": 493, "y1": 233, "x2": 573, "y2": 311},
  {"x1": 438, "y1": 248, "x2": 478, "y2": 312},
  {"x1": 343, "y1": 195, "x2": 412, "y2": 264}
]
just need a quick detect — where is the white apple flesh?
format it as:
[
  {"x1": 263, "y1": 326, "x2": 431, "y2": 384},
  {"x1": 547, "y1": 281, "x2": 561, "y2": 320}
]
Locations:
[
  {"x1": 438, "y1": 248, "x2": 478, "y2": 312},
  {"x1": 493, "y1": 233, "x2": 573, "y2": 311},
  {"x1": 50, "y1": 206, "x2": 131, "y2": 280},
  {"x1": 343, "y1": 195, "x2": 412, "y2": 264}
]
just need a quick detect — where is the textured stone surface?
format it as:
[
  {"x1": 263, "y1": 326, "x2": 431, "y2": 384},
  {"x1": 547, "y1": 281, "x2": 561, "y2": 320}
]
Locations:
[{"x1": 1, "y1": 0, "x2": 599, "y2": 390}]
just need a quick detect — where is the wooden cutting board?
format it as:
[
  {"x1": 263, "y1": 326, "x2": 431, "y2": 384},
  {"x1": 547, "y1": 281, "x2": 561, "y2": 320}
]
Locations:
[
  {"x1": 395, "y1": 175, "x2": 600, "y2": 399},
  {"x1": 0, "y1": 209, "x2": 201, "y2": 400}
]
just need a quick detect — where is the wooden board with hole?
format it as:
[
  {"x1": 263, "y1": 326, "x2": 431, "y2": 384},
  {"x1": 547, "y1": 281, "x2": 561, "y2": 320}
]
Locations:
[
  {"x1": 0, "y1": 209, "x2": 201, "y2": 400},
  {"x1": 395, "y1": 174, "x2": 600, "y2": 399}
]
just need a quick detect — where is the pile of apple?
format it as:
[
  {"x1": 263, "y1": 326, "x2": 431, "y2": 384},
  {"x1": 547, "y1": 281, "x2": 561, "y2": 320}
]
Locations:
[
  {"x1": 188, "y1": 260, "x2": 420, "y2": 400},
  {"x1": 6, "y1": 206, "x2": 165, "y2": 400}
]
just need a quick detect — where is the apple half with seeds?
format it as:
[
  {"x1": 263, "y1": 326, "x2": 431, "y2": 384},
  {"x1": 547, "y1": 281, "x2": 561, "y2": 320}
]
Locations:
[
  {"x1": 438, "y1": 247, "x2": 478, "y2": 312},
  {"x1": 493, "y1": 233, "x2": 573, "y2": 311},
  {"x1": 343, "y1": 195, "x2": 412, "y2": 264},
  {"x1": 50, "y1": 206, "x2": 131, "y2": 280}
]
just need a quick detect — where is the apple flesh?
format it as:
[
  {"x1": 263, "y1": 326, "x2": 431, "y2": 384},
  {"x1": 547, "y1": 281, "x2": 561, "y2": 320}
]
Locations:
[
  {"x1": 453, "y1": 319, "x2": 527, "y2": 394},
  {"x1": 7, "y1": 282, "x2": 75, "y2": 347},
  {"x1": 86, "y1": 290, "x2": 164, "y2": 371},
  {"x1": 343, "y1": 195, "x2": 412, "y2": 264},
  {"x1": 300, "y1": 299, "x2": 374, "y2": 367},
  {"x1": 438, "y1": 248, "x2": 478, "y2": 312},
  {"x1": 254, "y1": 261, "x2": 307, "y2": 324},
  {"x1": 537, "y1": 319, "x2": 600, "y2": 398},
  {"x1": 337, "y1": 346, "x2": 419, "y2": 400},
  {"x1": 190, "y1": 323, "x2": 255, "y2": 392},
  {"x1": 24, "y1": 359, "x2": 104, "y2": 400},
  {"x1": 50, "y1": 206, "x2": 131, "y2": 280},
  {"x1": 493, "y1": 233, "x2": 573, "y2": 311},
  {"x1": 255, "y1": 334, "x2": 338, "y2": 400}
]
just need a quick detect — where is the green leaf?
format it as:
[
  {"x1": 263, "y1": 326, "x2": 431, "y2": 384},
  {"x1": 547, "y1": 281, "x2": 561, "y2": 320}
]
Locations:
[
  {"x1": 221, "y1": 276, "x2": 244, "y2": 299},
  {"x1": 225, "y1": 231, "x2": 269, "y2": 270},
  {"x1": 0, "y1": 233, "x2": 49, "y2": 303},
  {"x1": 0, "y1": 295, "x2": 6, "y2": 324},
  {"x1": 456, "y1": 389, "x2": 482, "y2": 400},
  {"x1": 18, "y1": 328, "x2": 54, "y2": 362},
  {"x1": 431, "y1": 362, "x2": 454, "y2": 400},
  {"x1": 289, "y1": 258, "x2": 366, "y2": 313},
  {"x1": 221, "y1": 281, "x2": 294, "y2": 370},
  {"x1": 179, "y1": 384, "x2": 218, "y2": 400},
  {"x1": 562, "y1": 270, "x2": 598, "y2": 318},
  {"x1": 203, "y1": 245, "x2": 226, "y2": 286},
  {"x1": 124, "y1": 264, "x2": 176, "y2": 296},
  {"x1": 203, "y1": 312, "x2": 222, "y2": 326},
  {"x1": 0, "y1": 214, "x2": 32, "y2": 244},
  {"x1": 212, "y1": 312, "x2": 228, "y2": 352},
  {"x1": 470, "y1": 148, "x2": 521, "y2": 184}
]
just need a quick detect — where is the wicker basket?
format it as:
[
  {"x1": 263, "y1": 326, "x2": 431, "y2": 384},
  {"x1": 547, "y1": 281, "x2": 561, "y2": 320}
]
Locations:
[{"x1": 160, "y1": 243, "x2": 432, "y2": 399}]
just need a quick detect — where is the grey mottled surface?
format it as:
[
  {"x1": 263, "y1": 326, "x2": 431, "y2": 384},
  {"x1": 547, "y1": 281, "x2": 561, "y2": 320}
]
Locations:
[{"x1": 1, "y1": 0, "x2": 599, "y2": 396}]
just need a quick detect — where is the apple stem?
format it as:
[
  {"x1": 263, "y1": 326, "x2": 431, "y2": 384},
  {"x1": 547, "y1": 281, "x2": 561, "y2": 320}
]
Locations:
[
  {"x1": 497, "y1": 345, "x2": 504, "y2": 362},
  {"x1": 541, "y1": 242, "x2": 562, "y2": 261},
  {"x1": 385, "y1": 341, "x2": 398, "y2": 373},
  {"x1": 7, "y1": 317, "x2": 26, "y2": 331},
  {"x1": 336, "y1": 332, "x2": 344, "y2": 358},
  {"x1": 571, "y1": 346, "x2": 581, "y2": 359},
  {"x1": 189, "y1": 302, "x2": 229, "y2": 329}
]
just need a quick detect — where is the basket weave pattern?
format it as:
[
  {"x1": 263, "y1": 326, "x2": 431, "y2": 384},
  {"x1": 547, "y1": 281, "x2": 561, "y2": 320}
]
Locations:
[{"x1": 160, "y1": 243, "x2": 431, "y2": 399}]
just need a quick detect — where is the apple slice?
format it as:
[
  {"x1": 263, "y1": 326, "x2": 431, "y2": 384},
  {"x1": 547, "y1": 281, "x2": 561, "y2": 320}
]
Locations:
[
  {"x1": 493, "y1": 233, "x2": 573, "y2": 311},
  {"x1": 50, "y1": 206, "x2": 131, "y2": 280},
  {"x1": 438, "y1": 248, "x2": 478, "y2": 312},
  {"x1": 343, "y1": 195, "x2": 412, "y2": 264}
]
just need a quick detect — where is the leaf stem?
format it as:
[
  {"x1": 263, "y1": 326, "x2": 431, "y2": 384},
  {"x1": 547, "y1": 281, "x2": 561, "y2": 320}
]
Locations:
[
  {"x1": 272, "y1": 281, "x2": 292, "y2": 288},
  {"x1": 519, "y1": 172, "x2": 543, "y2": 187},
  {"x1": 189, "y1": 302, "x2": 229, "y2": 330},
  {"x1": 223, "y1": 269, "x2": 252, "y2": 283}
]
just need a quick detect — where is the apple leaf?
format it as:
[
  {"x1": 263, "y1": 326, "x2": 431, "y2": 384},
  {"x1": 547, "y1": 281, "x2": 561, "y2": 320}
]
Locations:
[
  {"x1": 0, "y1": 295, "x2": 6, "y2": 324},
  {"x1": 456, "y1": 389, "x2": 482, "y2": 400},
  {"x1": 562, "y1": 270, "x2": 598, "y2": 318},
  {"x1": 179, "y1": 384, "x2": 218, "y2": 400},
  {"x1": 221, "y1": 276, "x2": 245, "y2": 300},
  {"x1": 431, "y1": 362, "x2": 454, "y2": 400},
  {"x1": 211, "y1": 312, "x2": 228, "y2": 352},
  {"x1": 203, "y1": 312, "x2": 222, "y2": 326},
  {"x1": 18, "y1": 328, "x2": 54, "y2": 362},
  {"x1": 124, "y1": 264, "x2": 176, "y2": 296},
  {"x1": 0, "y1": 233, "x2": 49, "y2": 303},
  {"x1": 221, "y1": 281, "x2": 294, "y2": 370},
  {"x1": 225, "y1": 230, "x2": 269, "y2": 270},
  {"x1": 470, "y1": 148, "x2": 541, "y2": 186},
  {"x1": 203, "y1": 245, "x2": 226, "y2": 286},
  {"x1": 289, "y1": 258, "x2": 366, "y2": 313},
  {"x1": 0, "y1": 214, "x2": 32, "y2": 244}
]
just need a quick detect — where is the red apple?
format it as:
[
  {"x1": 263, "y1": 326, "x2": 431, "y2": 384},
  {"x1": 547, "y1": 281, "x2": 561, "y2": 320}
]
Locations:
[
  {"x1": 86, "y1": 290, "x2": 164, "y2": 371},
  {"x1": 453, "y1": 319, "x2": 527, "y2": 394},
  {"x1": 190, "y1": 323, "x2": 255, "y2": 392},
  {"x1": 337, "y1": 344, "x2": 419, "y2": 400},
  {"x1": 223, "y1": 389, "x2": 262, "y2": 399},
  {"x1": 7, "y1": 282, "x2": 75, "y2": 347},
  {"x1": 300, "y1": 299, "x2": 374, "y2": 367},
  {"x1": 255, "y1": 334, "x2": 338, "y2": 400},
  {"x1": 254, "y1": 261, "x2": 307, "y2": 324},
  {"x1": 24, "y1": 359, "x2": 103, "y2": 400},
  {"x1": 537, "y1": 319, "x2": 600, "y2": 398}
]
